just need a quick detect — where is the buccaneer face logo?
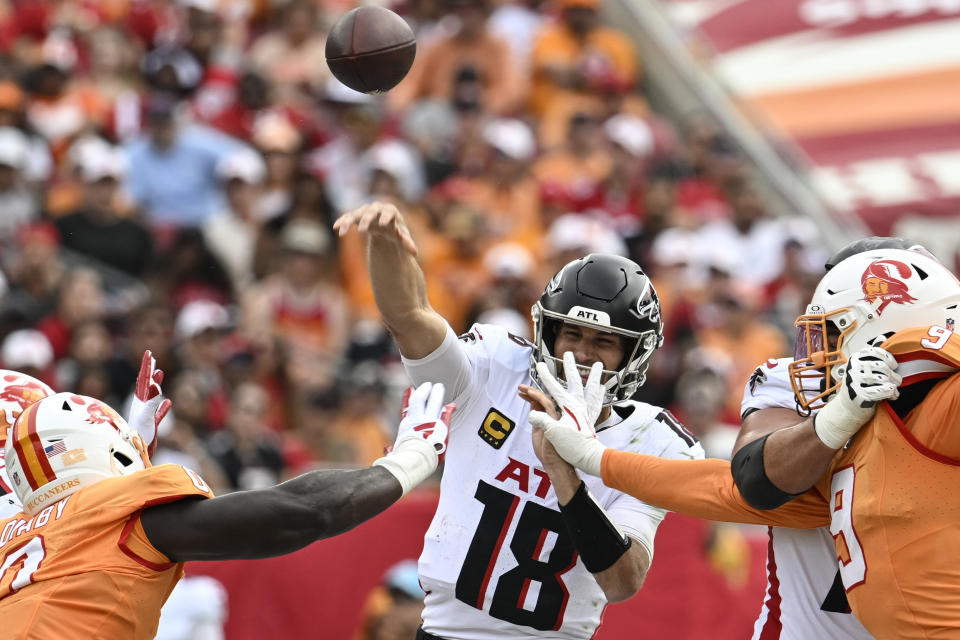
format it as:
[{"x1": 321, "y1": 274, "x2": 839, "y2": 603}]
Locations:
[{"x1": 860, "y1": 259, "x2": 917, "y2": 315}]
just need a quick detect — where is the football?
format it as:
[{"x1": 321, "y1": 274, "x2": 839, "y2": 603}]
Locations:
[{"x1": 325, "y1": 6, "x2": 417, "y2": 94}]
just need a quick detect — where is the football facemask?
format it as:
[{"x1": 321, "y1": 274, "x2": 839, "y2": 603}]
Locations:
[{"x1": 789, "y1": 249, "x2": 960, "y2": 411}]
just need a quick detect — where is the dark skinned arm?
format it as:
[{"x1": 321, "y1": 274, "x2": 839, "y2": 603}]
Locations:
[
  {"x1": 735, "y1": 408, "x2": 836, "y2": 495},
  {"x1": 140, "y1": 466, "x2": 402, "y2": 562}
]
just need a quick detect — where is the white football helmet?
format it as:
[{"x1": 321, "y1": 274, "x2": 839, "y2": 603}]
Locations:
[
  {"x1": 790, "y1": 248, "x2": 960, "y2": 411},
  {"x1": 5, "y1": 393, "x2": 150, "y2": 515}
]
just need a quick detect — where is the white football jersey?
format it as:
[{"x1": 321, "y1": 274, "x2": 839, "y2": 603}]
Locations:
[
  {"x1": 404, "y1": 324, "x2": 704, "y2": 640},
  {"x1": 741, "y1": 358, "x2": 871, "y2": 640}
]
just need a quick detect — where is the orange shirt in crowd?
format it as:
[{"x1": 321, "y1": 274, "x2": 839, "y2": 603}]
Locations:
[
  {"x1": 600, "y1": 326, "x2": 960, "y2": 639},
  {"x1": 696, "y1": 319, "x2": 788, "y2": 417},
  {"x1": 0, "y1": 465, "x2": 213, "y2": 640},
  {"x1": 389, "y1": 31, "x2": 527, "y2": 116},
  {"x1": 459, "y1": 175, "x2": 544, "y2": 250},
  {"x1": 530, "y1": 21, "x2": 638, "y2": 118}
]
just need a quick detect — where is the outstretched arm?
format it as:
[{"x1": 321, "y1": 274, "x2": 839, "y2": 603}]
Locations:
[
  {"x1": 601, "y1": 450, "x2": 829, "y2": 529},
  {"x1": 526, "y1": 357, "x2": 829, "y2": 529},
  {"x1": 142, "y1": 382, "x2": 455, "y2": 562},
  {"x1": 333, "y1": 202, "x2": 447, "y2": 359},
  {"x1": 141, "y1": 466, "x2": 403, "y2": 561}
]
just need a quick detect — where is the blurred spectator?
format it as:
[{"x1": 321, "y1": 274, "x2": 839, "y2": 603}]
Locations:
[
  {"x1": 310, "y1": 89, "x2": 387, "y2": 213},
  {"x1": 249, "y1": 0, "x2": 330, "y2": 106},
  {"x1": 22, "y1": 54, "x2": 106, "y2": 159},
  {"x1": 695, "y1": 180, "x2": 791, "y2": 286},
  {"x1": 390, "y1": 0, "x2": 526, "y2": 115},
  {"x1": 106, "y1": 303, "x2": 176, "y2": 401},
  {"x1": 161, "y1": 228, "x2": 234, "y2": 307},
  {"x1": 203, "y1": 147, "x2": 266, "y2": 291},
  {"x1": 422, "y1": 205, "x2": 491, "y2": 331},
  {"x1": 598, "y1": 114, "x2": 654, "y2": 232},
  {"x1": 533, "y1": 111, "x2": 611, "y2": 217},
  {"x1": 467, "y1": 241, "x2": 540, "y2": 326},
  {"x1": 694, "y1": 285, "x2": 788, "y2": 417},
  {"x1": 0, "y1": 127, "x2": 39, "y2": 244},
  {"x1": 542, "y1": 213, "x2": 626, "y2": 274},
  {"x1": 323, "y1": 363, "x2": 392, "y2": 465},
  {"x1": 175, "y1": 299, "x2": 231, "y2": 377},
  {"x1": 530, "y1": 0, "x2": 638, "y2": 140},
  {"x1": 150, "y1": 385, "x2": 230, "y2": 493},
  {"x1": 208, "y1": 382, "x2": 284, "y2": 490},
  {"x1": 0, "y1": 82, "x2": 52, "y2": 184},
  {"x1": 626, "y1": 163, "x2": 689, "y2": 266},
  {"x1": 124, "y1": 92, "x2": 243, "y2": 228},
  {"x1": 400, "y1": 99, "x2": 459, "y2": 187},
  {"x1": 252, "y1": 112, "x2": 302, "y2": 221},
  {"x1": 36, "y1": 267, "x2": 106, "y2": 360},
  {"x1": 674, "y1": 113, "x2": 730, "y2": 220},
  {"x1": 356, "y1": 559, "x2": 426, "y2": 640},
  {"x1": 488, "y1": 0, "x2": 547, "y2": 67},
  {"x1": 457, "y1": 118, "x2": 542, "y2": 247},
  {"x1": 2, "y1": 223, "x2": 65, "y2": 325},
  {"x1": 0, "y1": 328, "x2": 56, "y2": 387},
  {"x1": 55, "y1": 143, "x2": 154, "y2": 277},
  {"x1": 673, "y1": 360, "x2": 739, "y2": 456},
  {"x1": 55, "y1": 319, "x2": 112, "y2": 396},
  {"x1": 243, "y1": 219, "x2": 349, "y2": 390}
]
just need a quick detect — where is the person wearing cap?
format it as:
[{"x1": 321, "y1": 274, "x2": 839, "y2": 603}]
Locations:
[
  {"x1": 0, "y1": 329, "x2": 55, "y2": 386},
  {"x1": 0, "y1": 126, "x2": 39, "y2": 245},
  {"x1": 124, "y1": 92, "x2": 245, "y2": 228},
  {"x1": 203, "y1": 148, "x2": 267, "y2": 291},
  {"x1": 597, "y1": 114, "x2": 655, "y2": 232},
  {"x1": 388, "y1": 0, "x2": 527, "y2": 116},
  {"x1": 533, "y1": 111, "x2": 612, "y2": 216},
  {"x1": 242, "y1": 219, "x2": 349, "y2": 391},
  {"x1": 54, "y1": 144, "x2": 153, "y2": 277},
  {"x1": 457, "y1": 119, "x2": 543, "y2": 249},
  {"x1": 530, "y1": 0, "x2": 639, "y2": 144}
]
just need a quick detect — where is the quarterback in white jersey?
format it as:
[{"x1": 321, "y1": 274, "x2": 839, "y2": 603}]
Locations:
[
  {"x1": 334, "y1": 202, "x2": 703, "y2": 640},
  {"x1": 406, "y1": 322, "x2": 703, "y2": 638},
  {"x1": 740, "y1": 358, "x2": 871, "y2": 640}
]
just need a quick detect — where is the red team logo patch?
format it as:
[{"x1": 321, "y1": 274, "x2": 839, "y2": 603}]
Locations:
[{"x1": 860, "y1": 260, "x2": 917, "y2": 315}]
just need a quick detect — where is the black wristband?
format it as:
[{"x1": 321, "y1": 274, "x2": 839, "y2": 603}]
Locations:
[
  {"x1": 559, "y1": 481, "x2": 632, "y2": 573},
  {"x1": 730, "y1": 434, "x2": 802, "y2": 510}
]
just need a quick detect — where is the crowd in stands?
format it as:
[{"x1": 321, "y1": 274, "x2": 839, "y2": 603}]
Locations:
[{"x1": 0, "y1": 0, "x2": 826, "y2": 495}]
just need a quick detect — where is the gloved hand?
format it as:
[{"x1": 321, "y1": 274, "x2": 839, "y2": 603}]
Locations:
[
  {"x1": 127, "y1": 350, "x2": 172, "y2": 458},
  {"x1": 528, "y1": 352, "x2": 607, "y2": 476},
  {"x1": 374, "y1": 382, "x2": 455, "y2": 495},
  {"x1": 814, "y1": 346, "x2": 901, "y2": 449}
]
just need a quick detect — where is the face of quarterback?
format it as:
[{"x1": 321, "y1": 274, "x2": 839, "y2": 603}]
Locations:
[{"x1": 553, "y1": 322, "x2": 626, "y2": 381}]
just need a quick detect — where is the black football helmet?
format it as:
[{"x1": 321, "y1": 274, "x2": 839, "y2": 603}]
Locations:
[
  {"x1": 531, "y1": 253, "x2": 663, "y2": 406},
  {"x1": 824, "y1": 236, "x2": 932, "y2": 271}
]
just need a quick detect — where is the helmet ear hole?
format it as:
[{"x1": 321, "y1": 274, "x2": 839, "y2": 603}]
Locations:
[{"x1": 113, "y1": 451, "x2": 134, "y2": 467}]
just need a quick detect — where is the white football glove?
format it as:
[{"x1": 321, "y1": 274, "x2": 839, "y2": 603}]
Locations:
[
  {"x1": 528, "y1": 352, "x2": 607, "y2": 477},
  {"x1": 126, "y1": 350, "x2": 172, "y2": 458},
  {"x1": 374, "y1": 382, "x2": 455, "y2": 495},
  {"x1": 815, "y1": 346, "x2": 902, "y2": 449}
]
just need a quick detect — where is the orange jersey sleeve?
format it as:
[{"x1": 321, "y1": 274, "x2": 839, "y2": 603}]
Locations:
[
  {"x1": 882, "y1": 325, "x2": 960, "y2": 458},
  {"x1": 601, "y1": 450, "x2": 830, "y2": 529},
  {"x1": 0, "y1": 464, "x2": 213, "y2": 640}
]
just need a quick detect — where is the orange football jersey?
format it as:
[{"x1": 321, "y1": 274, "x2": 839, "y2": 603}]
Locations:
[
  {"x1": 0, "y1": 464, "x2": 213, "y2": 639},
  {"x1": 603, "y1": 325, "x2": 960, "y2": 639}
]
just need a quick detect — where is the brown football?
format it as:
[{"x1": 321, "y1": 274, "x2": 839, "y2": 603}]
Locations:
[{"x1": 325, "y1": 6, "x2": 417, "y2": 94}]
